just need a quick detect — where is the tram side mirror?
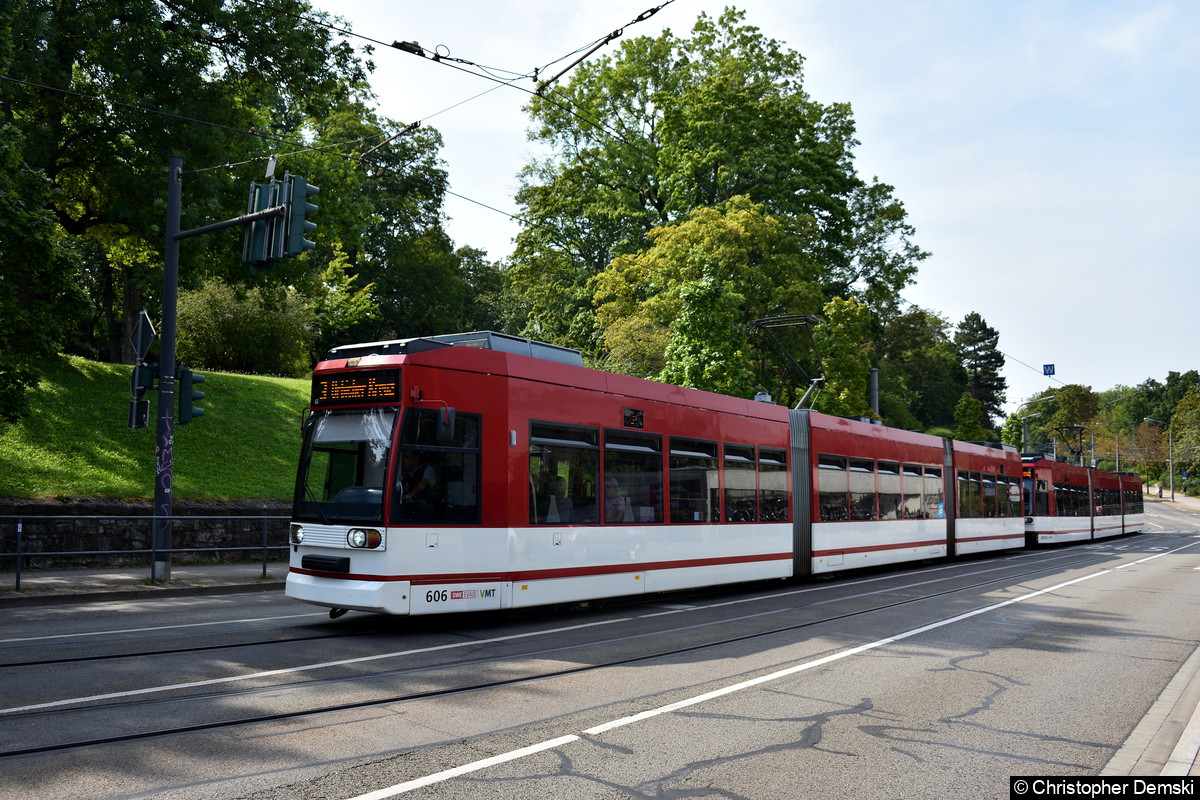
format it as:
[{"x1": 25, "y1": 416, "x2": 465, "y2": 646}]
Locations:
[{"x1": 437, "y1": 407, "x2": 456, "y2": 444}]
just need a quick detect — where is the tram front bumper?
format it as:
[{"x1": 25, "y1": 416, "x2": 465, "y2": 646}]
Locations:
[{"x1": 286, "y1": 570, "x2": 411, "y2": 615}]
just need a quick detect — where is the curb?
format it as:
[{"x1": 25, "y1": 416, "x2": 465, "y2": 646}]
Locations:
[{"x1": 0, "y1": 581, "x2": 285, "y2": 608}]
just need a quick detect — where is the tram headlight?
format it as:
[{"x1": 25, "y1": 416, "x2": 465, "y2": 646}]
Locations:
[
  {"x1": 347, "y1": 528, "x2": 383, "y2": 549},
  {"x1": 289, "y1": 524, "x2": 305, "y2": 545}
]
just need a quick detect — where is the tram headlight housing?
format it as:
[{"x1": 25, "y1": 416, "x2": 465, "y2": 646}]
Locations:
[
  {"x1": 289, "y1": 524, "x2": 305, "y2": 545},
  {"x1": 347, "y1": 528, "x2": 383, "y2": 549}
]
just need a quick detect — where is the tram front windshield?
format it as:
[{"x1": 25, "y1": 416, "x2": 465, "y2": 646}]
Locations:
[{"x1": 294, "y1": 408, "x2": 396, "y2": 523}]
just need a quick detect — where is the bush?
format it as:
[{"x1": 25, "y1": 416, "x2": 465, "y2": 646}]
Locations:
[{"x1": 177, "y1": 278, "x2": 315, "y2": 376}]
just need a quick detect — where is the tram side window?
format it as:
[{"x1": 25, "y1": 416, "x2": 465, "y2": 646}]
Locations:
[
  {"x1": 878, "y1": 461, "x2": 901, "y2": 520},
  {"x1": 759, "y1": 448, "x2": 789, "y2": 522},
  {"x1": 958, "y1": 471, "x2": 985, "y2": 519},
  {"x1": 981, "y1": 474, "x2": 997, "y2": 518},
  {"x1": 1069, "y1": 483, "x2": 1086, "y2": 516},
  {"x1": 924, "y1": 467, "x2": 945, "y2": 519},
  {"x1": 996, "y1": 476, "x2": 1017, "y2": 518},
  {"x1": 902, "y1": 464, "x2": 924, "y2": 519},
  {"x1": 392, "y1": 409, "x2": 482, "y2": 524},
  {"x1": 529, "y1": 423, "x2": 599, "y2": 524},
  {"x1": 957, "y1": 471, "x2": 968, "y2": 518},
  {"x1": 669, "y1": 438, "x2": 718, "y2": 523},
  {"x1": 724, "y1": 444, "x2": 757, "y2": 522},
  {"x1": 1054, "y1": 482, "x2": 1079, "y2": 517},
  {"x1": 818, "y1": 454, "x2": 848, "y2": 521},
  {"x1": 849, "y1": 458, "x2": 877, "y2": 520},
  {"x1": 1125, "y1": 488, "x2": 1144, "y2": 514},
  {"x1": 605, "y1": 430, "x2": 663, "y2": 523},
  {"x1": 1099, "y1": 487, "x2": 1120, "y2": 516}
]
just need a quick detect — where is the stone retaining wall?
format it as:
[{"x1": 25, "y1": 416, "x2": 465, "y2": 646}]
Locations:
[{"x1": 0, "y1": 497, "x2": 292, "y2": 567}]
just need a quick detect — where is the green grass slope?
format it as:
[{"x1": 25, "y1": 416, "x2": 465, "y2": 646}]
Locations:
[{"x1": 0, "y1": 356, "x2": 310, "y2": 501}]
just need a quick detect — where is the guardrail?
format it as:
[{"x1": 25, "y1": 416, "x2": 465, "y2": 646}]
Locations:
[{"x1": 0, "y1": 514, "x2": 290, "y2": 591}]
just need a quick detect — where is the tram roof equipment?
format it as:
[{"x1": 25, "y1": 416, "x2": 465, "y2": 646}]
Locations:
[{"x1": 324, "y1": 331, "x2": 584, "y2": 366}]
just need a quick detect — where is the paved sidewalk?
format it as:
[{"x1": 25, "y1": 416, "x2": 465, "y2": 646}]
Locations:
[
  {"x1": 1106, "y1": 493, "x2": 1200, "y2": 777},
  {"x1": 0, "y1": 560, "x2": 285, "y2": 607},
  {"x1": 1157, "y1": 491, "x2": 1200, "y2": 514}
]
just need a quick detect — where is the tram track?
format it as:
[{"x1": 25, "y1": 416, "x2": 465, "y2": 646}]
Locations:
[
  {"x1": 1, "y1": 538, "x2": 1172, "y2": 760},
  {"x1": 0, "y1": 628, "x2": 388, "y2": 669}
]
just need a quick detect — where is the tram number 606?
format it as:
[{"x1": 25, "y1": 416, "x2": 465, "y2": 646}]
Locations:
[{"x1": 426, "y1": 590, "x2": 449, "y2": 603}]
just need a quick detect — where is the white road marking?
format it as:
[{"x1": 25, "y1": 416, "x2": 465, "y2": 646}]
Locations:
[
  {"x1": 0, "y1": 617, "x2": 630, "y2": 715},
  {"x1": 346, "y1": 544, "x2": 1195, "y2": 799}
]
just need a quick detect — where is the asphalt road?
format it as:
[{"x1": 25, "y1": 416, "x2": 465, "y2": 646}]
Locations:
[{"x1": 2, "y1": 504, "x2": 1198, "y2": 800}]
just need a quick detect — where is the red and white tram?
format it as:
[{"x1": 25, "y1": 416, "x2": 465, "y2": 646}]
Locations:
[
  {"x1": 1021, "y1": 456, "x2": 1145, "y2": 545},
  {"x1": 805, "y1": 418, "x2": 1022, "y2": 573},
  {"x1": 284, "y1": 333, "x2": 1070, "y2": 616}
]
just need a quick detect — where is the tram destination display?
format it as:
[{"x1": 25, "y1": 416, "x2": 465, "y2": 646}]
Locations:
[{"x1": 311, "y1": 369, "x2": 401, "y2": 406}]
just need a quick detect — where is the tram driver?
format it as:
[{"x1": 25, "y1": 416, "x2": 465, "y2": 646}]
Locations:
[{"x1": 399, "y1": 450, "x2": 439, "y2": 517}]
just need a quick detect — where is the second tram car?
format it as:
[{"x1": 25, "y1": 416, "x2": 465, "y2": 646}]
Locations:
[
  {"x1": 285, "y1": 332, "x2": 1136, "y2": 616},
  {"x1": 1021, "y1": 456, "x2": 1145, "y2": 545}
]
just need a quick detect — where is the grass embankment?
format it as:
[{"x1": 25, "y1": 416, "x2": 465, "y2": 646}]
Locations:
[{"x1": 0, "y1": 355, "x2": 310, "y2": 501}]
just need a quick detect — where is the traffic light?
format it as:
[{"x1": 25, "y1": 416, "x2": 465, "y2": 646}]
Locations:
[
  {"x1": 242, "y1": 179, "x2": 283, "y2": 273},
  {"x1": 129, "y1": 362, "x2": 158, "y2": 431},
  {"x1": 131, "y1": 361, "x2": 159, "y2": 400},
  {"x1": 177, "y1": 366, "x2": 205, "y2": 424},
  {"x1": 285, "y1": 176, "x2": 319, "y2": 257}
]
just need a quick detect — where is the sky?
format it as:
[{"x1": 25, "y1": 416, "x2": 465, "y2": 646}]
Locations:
[{"x1": 316, "y1": 0, "x2": 1199, "y2": 414}]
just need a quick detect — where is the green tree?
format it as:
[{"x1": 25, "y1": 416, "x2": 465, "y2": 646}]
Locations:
[
  {"x1": 456, "y1": 247, "x2": 506, "y2": 333},
  {"x1": 875, "y1": 308, "x2": 964, "y2": 431},
  {"x1": 1143, "y1": 371, "x2": 1200, "y2": 426},
  {"x1": 954, "y1": 311, "x2": 1007, "y2": 432},
  {"x1": 0, "y1": 126, "x2": 88, "y2": 420},
  {"x1": 1, "y1": 0, "x2": 374, "y2": 363},
  {"x1": 593, "y1": 197, "x2": 823, "y2": 400},
  {"x1": 812, "y1": 297, "x2": 873, "y2": 418},
  {"x1": 1043, "y1": 384, "x2": 1098, "y2": 464},
  {"x1": 1006, "y1": 389, "x2": 1065, "y2": 453},
  {"x1": 308, "y1": 250, "x2": 375, "y2": 360},
  {"x1": 510, "y1": 8, "x2": 924, "y2": 357},
  {"x1": 954, "y1": 394, "x2": 990, "y2": 441},
  {"x1": 1170, "y1": 386, "x2": 1200, "y2": 487}
]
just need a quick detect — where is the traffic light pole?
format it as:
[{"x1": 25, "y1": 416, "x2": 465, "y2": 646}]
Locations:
[
  {"x1": 154, "y1": 157, "x2": 183, "y2": 581},
  {"x1": 150, "y1": 156, "x2": 297, "y2": 581}
]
